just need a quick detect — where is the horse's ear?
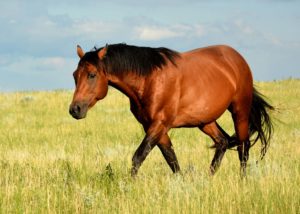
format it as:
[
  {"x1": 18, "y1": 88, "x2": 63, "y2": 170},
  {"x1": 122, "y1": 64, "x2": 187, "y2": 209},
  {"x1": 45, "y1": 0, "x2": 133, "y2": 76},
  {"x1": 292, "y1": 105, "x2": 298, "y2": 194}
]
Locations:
[
  {"x1": 77, "y1": 45, "x2": 85, "y2": 59},
  {"x1": 98, "y1": 44, "x2": 108, "y2": 60}
]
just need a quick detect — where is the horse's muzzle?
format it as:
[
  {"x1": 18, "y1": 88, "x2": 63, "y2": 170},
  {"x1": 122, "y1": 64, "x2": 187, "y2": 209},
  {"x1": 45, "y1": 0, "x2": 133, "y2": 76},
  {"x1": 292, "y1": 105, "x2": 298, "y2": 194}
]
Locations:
[{"x1": 69, "y1": 102, "x2": 88, "y2": 120}]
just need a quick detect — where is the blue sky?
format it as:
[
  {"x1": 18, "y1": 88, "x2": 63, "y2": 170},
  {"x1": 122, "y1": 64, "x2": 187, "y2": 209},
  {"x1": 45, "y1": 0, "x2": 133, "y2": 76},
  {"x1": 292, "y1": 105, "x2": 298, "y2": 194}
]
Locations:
[{"x1": 0, "y1": 0, "x2": 299, "y2": 91}]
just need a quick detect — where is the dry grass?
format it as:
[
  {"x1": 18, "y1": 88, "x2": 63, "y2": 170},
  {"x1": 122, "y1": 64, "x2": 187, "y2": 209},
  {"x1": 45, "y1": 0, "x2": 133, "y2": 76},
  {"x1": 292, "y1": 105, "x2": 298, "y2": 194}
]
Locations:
[{"x1": 0, "y1": 79, "x2": 299, "y2": 213}]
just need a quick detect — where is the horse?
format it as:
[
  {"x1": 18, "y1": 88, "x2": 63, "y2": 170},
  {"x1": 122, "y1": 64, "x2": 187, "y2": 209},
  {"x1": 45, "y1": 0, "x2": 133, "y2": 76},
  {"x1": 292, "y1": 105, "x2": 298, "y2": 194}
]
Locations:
[{"x1": 69, "y1": 43, "x2": 273, "y2": 177}]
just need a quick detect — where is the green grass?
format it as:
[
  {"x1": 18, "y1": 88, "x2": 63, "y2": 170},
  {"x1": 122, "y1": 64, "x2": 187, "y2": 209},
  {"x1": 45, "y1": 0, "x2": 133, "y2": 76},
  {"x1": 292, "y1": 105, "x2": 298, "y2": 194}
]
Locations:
[{"x1": 0, "y1": 79, "x2": 299, "y2": 213}]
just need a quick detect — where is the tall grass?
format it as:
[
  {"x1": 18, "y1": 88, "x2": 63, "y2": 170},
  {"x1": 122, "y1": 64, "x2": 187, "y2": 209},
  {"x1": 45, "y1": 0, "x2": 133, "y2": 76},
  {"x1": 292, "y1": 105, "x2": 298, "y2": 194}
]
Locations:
[{"x1": 0, "y1": 79, "x2": 299, "y2": 213}]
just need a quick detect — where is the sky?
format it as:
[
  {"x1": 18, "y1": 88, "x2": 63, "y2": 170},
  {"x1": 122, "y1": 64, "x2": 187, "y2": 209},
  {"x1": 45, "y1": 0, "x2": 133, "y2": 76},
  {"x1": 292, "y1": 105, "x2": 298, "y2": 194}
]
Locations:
[{"x1": 0, "y1": 0, "x2": 299, "y2": 91}]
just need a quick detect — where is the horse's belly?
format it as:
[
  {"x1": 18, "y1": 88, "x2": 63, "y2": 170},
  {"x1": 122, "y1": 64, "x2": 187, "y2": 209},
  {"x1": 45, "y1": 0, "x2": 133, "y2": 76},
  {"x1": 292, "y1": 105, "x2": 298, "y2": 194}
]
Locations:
[
  {"x1": 172, "y1": 86, "x2": 234, "y2": 127},
  {"x1": 172, "y1": 106, "x2": 225, "y2": 127}
]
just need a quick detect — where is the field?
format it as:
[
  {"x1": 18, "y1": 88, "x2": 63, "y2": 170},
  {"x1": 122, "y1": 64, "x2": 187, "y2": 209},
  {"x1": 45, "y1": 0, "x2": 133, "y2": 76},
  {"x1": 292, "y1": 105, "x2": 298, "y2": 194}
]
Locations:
[{"x1": 0, "y1": 79, "x2": 299, "y2": 213}]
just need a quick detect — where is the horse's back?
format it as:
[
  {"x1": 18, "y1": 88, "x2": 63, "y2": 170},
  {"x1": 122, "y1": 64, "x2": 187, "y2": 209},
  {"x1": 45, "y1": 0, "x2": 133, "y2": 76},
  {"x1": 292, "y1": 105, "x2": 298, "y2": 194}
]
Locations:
[
  {"x1": 179, "y1": 44, "x2": 253, "y2": 96},
  {"x1": 171, "y1": 45, "x2": 253, "y2": 127},
  {"x1": 181, "y1": 45, "x2": 252, "y2": 78}
]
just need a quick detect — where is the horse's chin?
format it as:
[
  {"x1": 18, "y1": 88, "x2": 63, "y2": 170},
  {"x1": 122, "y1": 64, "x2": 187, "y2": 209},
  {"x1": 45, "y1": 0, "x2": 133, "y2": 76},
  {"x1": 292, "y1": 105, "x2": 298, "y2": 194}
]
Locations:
[{"x1": 71, "y1": 112, "x2": 87, "y2": 120}]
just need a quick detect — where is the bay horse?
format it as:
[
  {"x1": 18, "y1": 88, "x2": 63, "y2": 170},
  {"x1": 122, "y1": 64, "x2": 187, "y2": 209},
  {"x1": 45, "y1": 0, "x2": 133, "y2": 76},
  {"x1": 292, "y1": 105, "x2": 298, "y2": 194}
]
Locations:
[{"x1": 69, "y1": 43, "x2": 273, "y2": 177}]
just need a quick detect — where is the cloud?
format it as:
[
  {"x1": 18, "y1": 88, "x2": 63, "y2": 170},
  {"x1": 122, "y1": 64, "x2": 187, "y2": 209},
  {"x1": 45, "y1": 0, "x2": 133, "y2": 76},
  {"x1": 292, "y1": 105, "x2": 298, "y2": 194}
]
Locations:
[
  {"x1": 135, "y1": 26, "x2": 183, "y2": 41},
  {"x1": 0, "y1": 55, "x2": 76, "y2": 91},
  {"x1": 134, "y1": 24, "x2": 207, "y2": 41},
  {"x1": 234, "y1": 19, "x2": 255, "y2": 35},
  {"x1": 0, "y1": 14, "x2": 121, "y2": 57},
  {"x1": 1, "y1": 0, "x2": 299, "y2": 91}
]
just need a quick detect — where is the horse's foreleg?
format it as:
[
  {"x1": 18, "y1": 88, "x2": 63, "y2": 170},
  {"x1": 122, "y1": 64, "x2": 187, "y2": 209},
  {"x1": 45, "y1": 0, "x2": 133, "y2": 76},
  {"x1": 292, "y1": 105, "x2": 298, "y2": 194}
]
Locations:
[
  {"x1": 131, "y1": 121, "x2": 166, "y2": 177},
  {"x1": 157, "y1": 134, "x2": 180, "y2": 173},
  {"x1": 199, "y1": 122, "x2": 229, "y2": 175}
]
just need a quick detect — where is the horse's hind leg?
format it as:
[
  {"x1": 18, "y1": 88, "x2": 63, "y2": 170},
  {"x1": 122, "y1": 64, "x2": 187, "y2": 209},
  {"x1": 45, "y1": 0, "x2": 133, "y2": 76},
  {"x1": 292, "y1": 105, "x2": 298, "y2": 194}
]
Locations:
[
  {"x1": 230, "y1": 100, "x2": 251, "y2": 177},
  {"x1": 199, "y1": 122, "x2": 230, "y2": 175},
  {"x1": 237, "y1": 139, "x2": 250, "y2": 177},
  {"x1": 234, "y1": 115, "x2": 251, "y2": 177}
]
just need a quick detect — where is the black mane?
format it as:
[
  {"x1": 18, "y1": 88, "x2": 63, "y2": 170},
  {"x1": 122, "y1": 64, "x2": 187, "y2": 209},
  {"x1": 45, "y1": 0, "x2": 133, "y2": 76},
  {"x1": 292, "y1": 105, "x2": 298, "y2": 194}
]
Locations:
[{"x1": 82, "y1": 43, "x2": 180, "y2": 76}]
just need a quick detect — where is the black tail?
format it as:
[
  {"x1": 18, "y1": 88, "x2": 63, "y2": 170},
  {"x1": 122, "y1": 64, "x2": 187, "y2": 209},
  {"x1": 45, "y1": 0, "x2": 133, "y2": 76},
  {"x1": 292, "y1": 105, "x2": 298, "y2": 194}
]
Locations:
[{"x1": 249, "y1": 88, "x2": 274, "y2": 159}]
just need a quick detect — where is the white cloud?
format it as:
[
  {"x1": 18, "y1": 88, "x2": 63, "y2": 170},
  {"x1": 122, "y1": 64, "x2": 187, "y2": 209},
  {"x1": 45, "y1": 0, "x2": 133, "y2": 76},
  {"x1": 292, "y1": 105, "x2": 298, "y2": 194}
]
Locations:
[
  {"x1": 234, "y1": 19, "x2": 254, "y2": 35},
  {"x1": 262, "y1": 33, "x2": 284, "y2": 46},
  {"x1": 134, "y1": 24, "x2": 207, "y2": 41},
  {"x1": 0, "y1": 55, "x2": 76, "y2": 91},
  {"x1": 194, "y1": 24, "x2": 206, "y2": 37},
  {"x1": 74, "y1": 20, "x2": 117, "y2": 35},
  {"x1": 38, "y1": 57, "x2": 69, "y2": 70},
  {"x1": 1, "y1": 0, "x2": 299, "y2": 91},
  {"x1": 0, "y1": 55, "x2": 75, "y2": 75},
  {"x1": 135, "y1": 26, "x2": 182, "y2": 41}
]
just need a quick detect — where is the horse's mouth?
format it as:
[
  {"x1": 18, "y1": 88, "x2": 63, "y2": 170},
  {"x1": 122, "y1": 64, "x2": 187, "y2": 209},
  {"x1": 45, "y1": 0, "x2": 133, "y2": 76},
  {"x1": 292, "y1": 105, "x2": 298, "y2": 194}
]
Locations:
[{"x1": 70, "y1": 112, "x2": 87, "y2": 120}]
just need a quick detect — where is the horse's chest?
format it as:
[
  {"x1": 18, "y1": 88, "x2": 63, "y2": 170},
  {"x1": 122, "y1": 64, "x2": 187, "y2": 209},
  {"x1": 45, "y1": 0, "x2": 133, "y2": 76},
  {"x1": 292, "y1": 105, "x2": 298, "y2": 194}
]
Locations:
[{"x1": 129, "y1": 100, "x2": 149, "y2": 125}]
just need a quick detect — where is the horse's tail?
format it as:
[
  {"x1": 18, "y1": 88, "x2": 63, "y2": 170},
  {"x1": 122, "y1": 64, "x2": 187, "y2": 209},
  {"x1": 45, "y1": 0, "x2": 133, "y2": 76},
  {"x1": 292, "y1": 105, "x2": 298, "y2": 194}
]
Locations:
[{"x1": 248, "y1": 88, "x2": 274, "y2": 159}]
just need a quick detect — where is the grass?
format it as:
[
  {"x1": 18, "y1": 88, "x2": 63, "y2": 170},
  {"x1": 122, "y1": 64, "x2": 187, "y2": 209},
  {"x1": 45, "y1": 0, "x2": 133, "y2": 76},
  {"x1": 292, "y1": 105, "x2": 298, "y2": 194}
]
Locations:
[{"x1": 0, "y1": 79, "x2": 299, "y2": 213}]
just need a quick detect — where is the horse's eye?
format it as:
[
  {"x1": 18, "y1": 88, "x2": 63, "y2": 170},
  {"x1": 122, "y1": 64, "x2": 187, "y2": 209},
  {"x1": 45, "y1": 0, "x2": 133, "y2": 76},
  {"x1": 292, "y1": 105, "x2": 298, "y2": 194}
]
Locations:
[{"x1": 88, "y1": 73, "x2": 96, "y2": 79}]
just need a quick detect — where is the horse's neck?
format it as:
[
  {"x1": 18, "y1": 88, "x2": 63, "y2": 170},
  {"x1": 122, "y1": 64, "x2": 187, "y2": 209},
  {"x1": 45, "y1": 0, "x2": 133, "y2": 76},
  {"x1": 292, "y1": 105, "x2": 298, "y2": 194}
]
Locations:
[{"x1": 108, "y1": 73, "x2": 145, "y2": 107}]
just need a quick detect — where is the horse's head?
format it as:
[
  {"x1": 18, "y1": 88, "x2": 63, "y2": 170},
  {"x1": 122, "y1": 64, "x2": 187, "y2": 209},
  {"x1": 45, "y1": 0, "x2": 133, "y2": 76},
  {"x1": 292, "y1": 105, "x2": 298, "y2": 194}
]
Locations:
[{"x1": 69, "y1": 45, "x2": 108, "y2": 119}]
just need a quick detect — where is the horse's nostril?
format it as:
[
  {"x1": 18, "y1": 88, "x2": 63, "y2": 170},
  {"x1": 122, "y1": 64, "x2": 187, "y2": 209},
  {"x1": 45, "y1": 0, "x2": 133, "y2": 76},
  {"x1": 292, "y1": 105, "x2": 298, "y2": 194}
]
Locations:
[
  {"x1": 69, "y1": 104, "x2": 81, "y2": 116},
  {"x1": 75, "y1": 105, "x2": 81, "y2": 113},
  {"x1": 69, "y1": 102, "x2": 88, "y2": 119}
]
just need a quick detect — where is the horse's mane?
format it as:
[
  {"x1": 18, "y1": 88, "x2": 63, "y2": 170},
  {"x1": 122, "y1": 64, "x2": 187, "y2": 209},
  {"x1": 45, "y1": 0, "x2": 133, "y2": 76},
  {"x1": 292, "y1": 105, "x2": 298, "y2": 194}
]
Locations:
[{"x1": 82, "y1": 43, "x2": 180, "y2": 76}]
